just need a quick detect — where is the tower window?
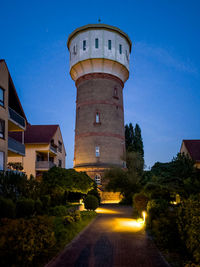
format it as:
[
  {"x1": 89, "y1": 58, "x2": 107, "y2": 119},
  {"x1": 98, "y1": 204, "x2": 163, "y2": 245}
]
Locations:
[
  {"x1": 83, "y1": 40, "x2": 86, "y2": 51},
  {"x1": 73, "y1": 44, "x2": 77, "y2": 55},
  {"x1": 114, "y1": 87, "x2": 118, "y2": 96},
  {"x1": 96, "y1": 112, "x2": 100, "y2": 123},
  {"x1": 95, "y1": 38, "x2": 99, "y2": 48},
  {"x1": 95, "y1": 174, "x2": 101, "y2": 185},
  {"x1": 119, "y1": 44, "x2": 122, "y2": 54},
  {"x1": 126, "y1": 50, "x2": 129, "y2": 61},
  {"x1": 95, "y1": 146, "x2": 100, "y2": 157},
  {"x1": 108, "y1": 40, "x2": 112, "y2": 50},
  {"x1": 58, "y1": 159, "x2": 62, "y2": 167}
]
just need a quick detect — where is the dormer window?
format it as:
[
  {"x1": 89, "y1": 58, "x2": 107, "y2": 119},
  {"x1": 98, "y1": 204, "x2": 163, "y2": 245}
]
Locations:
[
  {"x1": 95, "y1": 146, "x2": 100, "y2": 157},
  {"x1": 95, "y1": 38, "x2": 99, "y2": 48},
  {"x1": 108, "y1": 40, "x2": 112, "y2": 50},
  {"x1": 83, "y1": 40, "x2": 86, "y2": 51}
]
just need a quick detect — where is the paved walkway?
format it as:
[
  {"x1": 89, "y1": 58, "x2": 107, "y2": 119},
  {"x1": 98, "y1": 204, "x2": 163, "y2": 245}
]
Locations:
[{"x1": 47, "y1": 205, "x2": 170, "y2": 267}]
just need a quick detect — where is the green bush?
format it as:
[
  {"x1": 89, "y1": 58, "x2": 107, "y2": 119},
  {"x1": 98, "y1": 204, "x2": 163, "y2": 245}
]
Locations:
[
  {"x1": 84, "y1": 195, "x2": 99, "y2": 210},
  {"x1": 40, "y1": 194, "x2": 51, "y2": 210},
  {"x1": 151, "y1": 211, "x2": 180, "y2": 249},
  {"x1": 0, "y1": 197, "x2": 15, "y2": 218},
  {"x1": 35, "y1": 199, "x2": 43, "y2": 215},
  {"x1": 49, "y1": 205, "x2": 68, "y2": 216},
  {"x1": 133, "y1": 192, "x2": 149, "y2": 215},
  {"x1": 16, "y1": 198, "x2": 35, "y2": 218},
  {"x1": 63, "y1": 215, "x2": 74, "y2": 225},
  {"x1": 0, "y1": 216, "x2": 56, "y2": 266},
  {"x1": 177, "y1": 197, "x2": 200, "y2": 263}
]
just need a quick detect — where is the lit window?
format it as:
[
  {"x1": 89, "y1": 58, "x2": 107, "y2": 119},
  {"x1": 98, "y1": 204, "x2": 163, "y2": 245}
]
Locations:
[
  {"x1": 108, "y1": 40, "x2": 112, "y2": 50},
  {"x1": 0, "y1": 151, "x2": 4, "y2": 170},
  {"x1": 83, "y1": 40, "x2": 86, "y2": 51},
  {"x1": 95, "y1": 38, "x2": 99, "y2": 48},
  {"x1": 0, "y1": 88, "x2": 4, "y2": 106},
  {"x1": 0, "y1": 119, "x2": 5, "y2": 139},
  {"x1": 95, "y1": 174, "x2": 101, "y2": 185},
  {"x1": 95, "y1": 146, "x2": 100, "y2": 157},
  {"x1": 96, "y1": 112, "x2": 100, "y2": 123},
  {"x1": 119, "y1": 44, "x2": 122, "y2": 54}
]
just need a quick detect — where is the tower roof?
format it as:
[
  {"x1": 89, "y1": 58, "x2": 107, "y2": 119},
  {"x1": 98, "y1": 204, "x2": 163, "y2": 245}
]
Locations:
[{"x1": 67, "y1": 24, "x2": 132, "y2": 52}]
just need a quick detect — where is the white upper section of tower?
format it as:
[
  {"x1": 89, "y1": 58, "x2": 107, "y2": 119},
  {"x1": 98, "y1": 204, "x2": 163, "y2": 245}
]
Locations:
[{"x1": 67, "y1": 24, "x2": 132, "y2": 83}]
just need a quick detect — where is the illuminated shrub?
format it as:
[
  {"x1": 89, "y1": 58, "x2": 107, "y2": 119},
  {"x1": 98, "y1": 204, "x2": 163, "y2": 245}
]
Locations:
[
  {"x1": 0, "y1": 197, "x2": 15, "y2": 218},
  {"x1": 16, "y1": 198, "x2": 35, "y2": 218},
  {"x1": 49, "y1": 205, "x2": 68, "y2": 216},
  {"x1": 84, "y1": 195, "x2": 99, "y2": 211},
  {"x1": 0, "y1": 216, "x2": 56, "y2": 266},
  {"x1": 177, "y1": 197, "x2": 200, "y2": 263},
  {"x1": 71, "y1": 210, "x2": 81, "y2": 222}
]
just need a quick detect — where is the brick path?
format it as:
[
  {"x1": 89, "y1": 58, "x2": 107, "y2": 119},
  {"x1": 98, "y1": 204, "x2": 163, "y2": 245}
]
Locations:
[{"x1": 46, "y1": 205, "x2": 170, "y2": 267}]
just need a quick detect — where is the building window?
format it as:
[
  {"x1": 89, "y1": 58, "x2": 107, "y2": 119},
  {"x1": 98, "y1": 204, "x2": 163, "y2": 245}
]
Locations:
[
  {"x1": 96, "y1": 112, "x2": 100, "y2": 123},
  {"x1": 108, "y1": 40, "x2": 112, "y2": 50},
  {"x1": 119, "y1": 44, "x2": 122, "y2": 54},
  {"x1": 58, "y1": 141, "x2": 62, "y2": 153},
  {"x1": 0, "y1": 88, "x2": 4, "y2": 107},
  {"x1": 58, "y1": 159, "x2": 62, "y2": 167},
  {"x1": 0, "y1": 119, "x2": 5, "y2": 139},
  {"x1": 95, "y1": 146, "x2": 100, "y2": 157},
  {"x1": 95, "y1": 38, "x2": 99, "y2": 48},
  {"x1": 95, "y1": 174, "x2": 101, "y2": 185},
  {"x1": 73, "y1": 44, "x2": 77, "y2": 55},
  {"x1": 83, "y1": 40, "x2": 86, "y2": 51},
  {"x1": 0, "y1": 151, "x2": 4, "y2": 170},
  {"x1": 114, "y1": 87, "x2": 118, "y2": 96}
]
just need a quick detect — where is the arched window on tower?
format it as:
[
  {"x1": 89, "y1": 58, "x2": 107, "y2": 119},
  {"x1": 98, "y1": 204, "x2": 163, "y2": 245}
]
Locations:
[
  {"x1": 113, "y1": 87, "x2": 119, "y2": 99},
  {"x1": 96, "y1": 112, "x2": 100, "y2": 123},
  {"x1": 95, "y1": 146, "x2": 100, "y2": 157},
  {"x1": 95, "y1": 174, "x2": 101, "y2": 185}
]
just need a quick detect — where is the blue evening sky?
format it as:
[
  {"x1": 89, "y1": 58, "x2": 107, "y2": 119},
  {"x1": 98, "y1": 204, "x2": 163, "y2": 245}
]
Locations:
[{"x1": 1, "y1": 0, "x2": 200, "y2": 168}]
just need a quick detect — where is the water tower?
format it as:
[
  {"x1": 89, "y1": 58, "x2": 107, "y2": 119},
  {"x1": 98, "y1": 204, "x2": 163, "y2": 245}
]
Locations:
[{"x1": 67, "y1": 24, "x2": 131, "y2": 185}]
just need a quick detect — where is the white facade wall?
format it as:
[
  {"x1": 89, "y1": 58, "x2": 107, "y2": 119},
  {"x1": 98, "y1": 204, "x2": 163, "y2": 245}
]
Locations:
[{"x1": 69, "y1": 29, "x2": 130, "y2": 74}]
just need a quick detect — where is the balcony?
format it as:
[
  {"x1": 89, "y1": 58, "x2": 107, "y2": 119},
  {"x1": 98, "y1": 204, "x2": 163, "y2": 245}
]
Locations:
[
  {"x1": 35, "y1": 161, "x2": 56, "y2": 170},
  {"x1": 8, "y1": 107, "x2": 26, "y2": 131},
  {"x1": 8, "y1": 136, "x2": 25, "y2": 156},
  {"x1": 50, "y1": 145, "x2": 57, "y2": 154}
]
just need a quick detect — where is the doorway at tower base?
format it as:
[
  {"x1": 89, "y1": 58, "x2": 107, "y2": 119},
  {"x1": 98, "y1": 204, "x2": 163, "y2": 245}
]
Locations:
[{"x1": 99, "y1": 191, "x2": 123, "y2": 204}]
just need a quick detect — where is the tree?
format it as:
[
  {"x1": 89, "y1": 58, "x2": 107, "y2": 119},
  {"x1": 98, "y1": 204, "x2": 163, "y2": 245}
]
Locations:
[
  {"x1": 42, "y1": 167, "x2": 94, "y2": 195},
  {"x1": 125, "y1": 123, "x2": 144, "y2": 158},
  {"x1": 133, "y1": 124, "x2": 144, "y2": 158}
]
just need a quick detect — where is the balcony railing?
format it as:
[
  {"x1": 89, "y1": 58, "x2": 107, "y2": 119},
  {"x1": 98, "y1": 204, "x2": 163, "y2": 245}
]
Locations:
[
  {"x1": 50, "y1": 145, "x2": 57, "y2": 154},
  {"x1": 8, "y1": 137, "x2": 25, "y2": 156},
  {"x1": 9, "y1": 107, "x2": 25, "y2": 128},
  {"x1": 35, "y1": 161, "x2": 55, "y2": 170}
]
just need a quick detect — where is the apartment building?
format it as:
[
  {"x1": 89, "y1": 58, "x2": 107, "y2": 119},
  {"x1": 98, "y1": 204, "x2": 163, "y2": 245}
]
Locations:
[
  {"x1": 8, "y1": 124, "x2": 66, "y2": 178},
  {"x1": 180, "y1": 140, "x2": 200, "y2": 169},
  {"x1": 0, "y1": 59, "x2": 26, "y2": 170}
]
